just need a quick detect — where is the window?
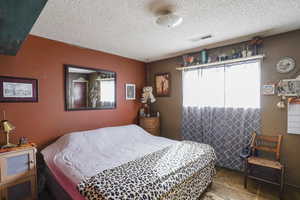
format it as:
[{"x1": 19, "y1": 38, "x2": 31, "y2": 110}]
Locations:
[
  {"x1": 100, "y1": 79, "x2": 115, "y2": 102},
  {"x1": 183, "y1": 60, "x2": 260, "y2": 108}
]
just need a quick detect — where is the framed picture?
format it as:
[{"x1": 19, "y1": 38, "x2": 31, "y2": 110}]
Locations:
[
  {"x1": 277, "y1": 79, "x2": 300, "y2": 97},
  {"x1": 0, "y1": 76, "x2": 38, "y2": 102},
  {"x1": 262, "y1": 84, "x2": 275, "y2": 95},
  {"x1": 155, "y1": 72, "x2": 170, "y2": 97},
  {"x1": 125, "y1": 84, "x2": 136, "y2": 100}
]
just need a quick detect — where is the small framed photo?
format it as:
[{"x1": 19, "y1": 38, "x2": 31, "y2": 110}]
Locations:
[
  {"x1": 0, "y1": 76, "x2": 38, "y2": 102},
  {"x1": 155, "y1": 72, "x2": 171, "y2": 97},
  {"x1": 125, "y1": 84, "x2": 136, "y2": 100},
  {"x1": 262, "y1": 84, "x2": 275, "y2": 95}
]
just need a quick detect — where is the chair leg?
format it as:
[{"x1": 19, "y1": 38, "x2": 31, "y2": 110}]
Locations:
[
  {"x1": 244, "y1": 160, "x2": 248, "y2": 189},
  {"x1": 280, "y1": 167, "x2": 285, "y2": 200}
]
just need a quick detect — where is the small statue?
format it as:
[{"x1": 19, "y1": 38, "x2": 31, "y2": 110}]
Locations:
[
  {"x1": 141, "y1": 87, "x2": 156, "y2": 117},
  {"x1": 141, "y1": 86, "x2": 156, "y2": 104}
]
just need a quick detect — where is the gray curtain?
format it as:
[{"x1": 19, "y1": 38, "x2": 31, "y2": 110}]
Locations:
[{"x1": 182, "y1": 106, "x2": 260, "y2": 171}]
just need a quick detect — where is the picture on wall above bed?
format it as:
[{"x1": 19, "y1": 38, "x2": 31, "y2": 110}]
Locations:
[
  {"x1": 0, "y1": 76, "x2": 38, "y2": 102},
  {"x1": 64, "y1": 65, "x2": 116, "y2": 111},
  {"x1": 155, "y1": 72, "x2": 171, "y2": 97}
]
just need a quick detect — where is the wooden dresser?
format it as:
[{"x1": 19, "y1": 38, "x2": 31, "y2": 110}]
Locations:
[
  {"x1": 0, "y1": 145, "x2": 37, "y2": 200},
  {"x1": 139, "y1": 116, "x2": 160, "y2": 136}
]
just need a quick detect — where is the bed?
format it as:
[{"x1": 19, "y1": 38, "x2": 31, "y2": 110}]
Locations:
[{"x1": 41, "y1": 125, "x2": 216, "y2": 200}]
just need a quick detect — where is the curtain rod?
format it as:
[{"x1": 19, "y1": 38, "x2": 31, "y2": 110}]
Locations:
[{"x1": 176, "y1": 54, "x2": 265, "y2": 71}]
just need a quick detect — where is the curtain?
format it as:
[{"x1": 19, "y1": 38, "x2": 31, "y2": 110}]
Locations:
[{"x1": 182, "y1": 60, "x2": 261, "y2": 171}]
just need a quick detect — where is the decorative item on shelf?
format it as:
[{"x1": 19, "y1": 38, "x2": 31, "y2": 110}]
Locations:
[
  {"x1": 263, "y1": 84, "x2": 276, "y2": 95},
  {"x1": 196, "y1": 57, "x2": 201, "y2": 65},
  {"x1": 231, "y1": 48, "x2": 237, "y2": 59},
  {"x1": 246, "y1": 45, "x2": 253, "y2": 57},
  {"x1": 218, "y1": 53, "x2": 227, "y2": 61},
  {"x1": 0, "y1": 111, "x2": 17, "y2": 149},
  {"x1": 141, "y1": 86, "x2": 156, "y2": 117},
  {"x1": 187, "y1": 55, "x2": 194, "y2": 65},
  {"x1": 237, "y1": 47, "x2": 243, "y2": 58},
  {"x1": 250, "y1": 36, "x2": 263, "y2": 55},
  {"x1": 182, "y1": 55, "x2": 196, "y2": 66},
  {"x1": 211, "y1": 54, "x2": 219, "y2": 62},
  {"x1": 182, "y1": 55, "x2": 188, "y2": 67},
  {"x1": 155, "y1": 72, "x2": 171, "y2": 97},
  {"x1": 242, "y1": 45, "x2": 247, "y2": 58},
  {"x1": 19, "y1": 136, "x2": 29, "y2": 146},
  {"x1": 276, "y1": 57, "x2": 296, "y2": 74},
  {"x1": 207, "y1": 56, "x2": 212, "y2": 63},
  {"x1": 125, "y1": 83, "x2": 136, "y2": 100},
  {"x1": 200, "y1": 49, "x2": 208, "y2": 64}
]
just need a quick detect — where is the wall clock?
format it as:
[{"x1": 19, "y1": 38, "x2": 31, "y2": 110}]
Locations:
[{"x1": 276, "y1": 57, "x2": 296, "y2": 73}]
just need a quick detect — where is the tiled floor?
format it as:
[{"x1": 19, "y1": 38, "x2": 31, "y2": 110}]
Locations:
[{"x1": 201, "y1": 167, "x2": 300, "y2": 200}]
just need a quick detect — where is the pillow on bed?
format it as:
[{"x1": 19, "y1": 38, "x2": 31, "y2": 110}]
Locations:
[{"x1": 41, "y1": 124, "x2": 177, "y2": 184}]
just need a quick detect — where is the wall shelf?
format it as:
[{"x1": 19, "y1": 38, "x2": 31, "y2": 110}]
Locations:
[{"x1": 176, "y1": 54, "x2": 265, "y2": 71}]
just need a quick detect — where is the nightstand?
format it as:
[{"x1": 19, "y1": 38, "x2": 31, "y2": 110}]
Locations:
[
  {"x1": 0, "y1": 144, "x2": 37, "y2": 200},
  {"x1": 139, "y1": 116, "x2": 160, "y2": 136}
]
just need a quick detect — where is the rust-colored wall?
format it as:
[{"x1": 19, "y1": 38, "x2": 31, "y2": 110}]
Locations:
[
  {"x1": 0, "y1": 35, "x2": 145, "y2": 148},
  {"x1": 146, "y1": 30, "x2": 300, "y2": 187}
]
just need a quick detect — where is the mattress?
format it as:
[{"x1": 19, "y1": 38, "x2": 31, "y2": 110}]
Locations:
[
  {"x1": 42, "y1": 125, "x2": 215, "y2": 200},
  {"x1": 42, "y1": 125, "x2": 177, "y2": 199}
]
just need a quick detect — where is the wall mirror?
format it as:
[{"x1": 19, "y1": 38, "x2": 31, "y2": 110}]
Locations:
[{"x1": 64, "y1": 65, "x2": 116, "y2": 111}]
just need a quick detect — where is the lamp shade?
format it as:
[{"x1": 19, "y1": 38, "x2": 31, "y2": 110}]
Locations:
[{"x1": 0, "y1": 120, "x2": 15, "y2": 133}]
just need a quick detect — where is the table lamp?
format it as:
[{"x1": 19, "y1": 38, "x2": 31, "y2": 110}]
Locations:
[{"x1": 0, "y1": 111, "x2": 17, "y2": 149}]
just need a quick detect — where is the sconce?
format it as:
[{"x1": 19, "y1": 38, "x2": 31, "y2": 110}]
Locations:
[{"x1": 277, "y1": 96, "x2": 286, "y2": 109}]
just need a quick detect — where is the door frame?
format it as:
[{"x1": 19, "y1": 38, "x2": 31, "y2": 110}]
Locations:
[{"x1": 72, "y1": 77, "x2": 89, "y2": 108}]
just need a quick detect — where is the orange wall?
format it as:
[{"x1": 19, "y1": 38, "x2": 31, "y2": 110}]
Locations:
[{"x1": 0, "y1": 35, "x2": 146, "y2": 148}]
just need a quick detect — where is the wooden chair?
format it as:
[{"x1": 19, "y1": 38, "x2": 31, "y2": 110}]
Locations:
[{"x1": 244, "y1": 132, "x2": 284, "y2": 199}]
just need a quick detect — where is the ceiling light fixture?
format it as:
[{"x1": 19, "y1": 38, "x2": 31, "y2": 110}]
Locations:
[{"x1": 156, "y1": 12, "x2": 183, "y2": 28}]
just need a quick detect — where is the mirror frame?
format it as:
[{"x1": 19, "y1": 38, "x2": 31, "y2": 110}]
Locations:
[{"x1": 64, "y1": 64, "x2": 117, "y2": 111}]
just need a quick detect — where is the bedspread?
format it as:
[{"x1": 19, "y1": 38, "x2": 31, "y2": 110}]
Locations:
[{"x1": 77, "y1": 141, "x2": 216, "y2": 200}]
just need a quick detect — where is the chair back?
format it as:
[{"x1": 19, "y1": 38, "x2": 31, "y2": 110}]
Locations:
[{"x1": 250, "y1": 132, "x2": 283, "y2": 161}]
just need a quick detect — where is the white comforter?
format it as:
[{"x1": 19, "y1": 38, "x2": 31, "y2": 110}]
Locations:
[{"x1": 41, "y1": 125, "x2": 177, "y2": 184}]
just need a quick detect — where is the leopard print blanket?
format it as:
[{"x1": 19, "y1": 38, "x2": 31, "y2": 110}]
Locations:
[{"x1": 77, "y1": 141, "x2": 216, "y2": 200}]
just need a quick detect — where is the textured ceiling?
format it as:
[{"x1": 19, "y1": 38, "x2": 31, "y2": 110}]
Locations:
[{"x1": 31, "y1": 0, "x2": 300, "y2": 62}]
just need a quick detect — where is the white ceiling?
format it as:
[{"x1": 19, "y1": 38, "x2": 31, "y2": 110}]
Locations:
[{"x1": 31, "y1": 0, "x2": 300, "y2": 63}]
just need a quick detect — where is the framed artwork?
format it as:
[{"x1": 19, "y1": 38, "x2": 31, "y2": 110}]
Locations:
[
  {"x1": 0, "y1": 76, "x2": 38, "y2": 102},
  {"x1": 262, "y1": 84, "x2": 275, "y2": 95},
  {"x1": 125, "y1": 84, "x2": 136, "y2": 100},
  {"x1": 277, "y1": 79, "x2": 300, "y2": 97},
  {"x1": 155, "y1": 72, "x2": 171, "y2": 97}
]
